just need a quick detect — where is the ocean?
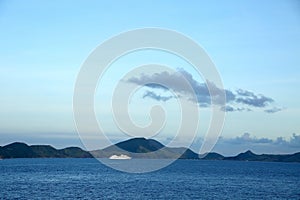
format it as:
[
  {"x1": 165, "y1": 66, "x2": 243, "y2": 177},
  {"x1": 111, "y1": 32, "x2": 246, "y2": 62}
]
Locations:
[{"x1": 0, "y1": 158, "x2": 299, "y2": 199}]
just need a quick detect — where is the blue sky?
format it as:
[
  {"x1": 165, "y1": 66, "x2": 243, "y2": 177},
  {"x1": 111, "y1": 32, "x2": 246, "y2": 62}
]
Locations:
[{"x1": 0, "y1": 0, "x2": 300, "y2": 155}]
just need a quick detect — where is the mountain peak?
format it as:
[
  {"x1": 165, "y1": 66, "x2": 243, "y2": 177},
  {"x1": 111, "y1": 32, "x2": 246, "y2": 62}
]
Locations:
[
  {"x1": 112, "y1": 137, "x2": 165, "y2": 153},
  {"x1": 244, "y1": 150, "x2": 255, "y2": 155},
  {"x1": 5, "y1": 142, "x2": 29, "y2": 147}
]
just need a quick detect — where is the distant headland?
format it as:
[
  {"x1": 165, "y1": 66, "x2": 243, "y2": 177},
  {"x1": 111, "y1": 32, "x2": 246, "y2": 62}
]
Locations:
[{"x1": 0, "y1": 138, "x2": 299, "y2": 162}]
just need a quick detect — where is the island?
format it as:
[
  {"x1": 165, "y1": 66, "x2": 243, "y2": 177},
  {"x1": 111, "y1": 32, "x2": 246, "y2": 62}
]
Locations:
[{"x1": 0, "y1": 138, "x2": 299, "y2": 162}]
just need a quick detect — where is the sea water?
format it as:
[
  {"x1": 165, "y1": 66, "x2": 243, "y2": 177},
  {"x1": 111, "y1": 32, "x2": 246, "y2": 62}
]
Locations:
[{"x1": 0, "y1": 158, "x2": 299, "y2": 199}]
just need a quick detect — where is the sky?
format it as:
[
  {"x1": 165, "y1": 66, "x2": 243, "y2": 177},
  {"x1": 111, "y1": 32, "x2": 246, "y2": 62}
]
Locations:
[{"x1": 0, "y1": 0, "x2": 300, "y2": 155}]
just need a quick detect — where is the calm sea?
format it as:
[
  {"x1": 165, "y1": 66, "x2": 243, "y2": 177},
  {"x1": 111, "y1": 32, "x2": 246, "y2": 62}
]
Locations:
[{"x1": 0, "y1": 158, "x2": 299, "y2": 199}]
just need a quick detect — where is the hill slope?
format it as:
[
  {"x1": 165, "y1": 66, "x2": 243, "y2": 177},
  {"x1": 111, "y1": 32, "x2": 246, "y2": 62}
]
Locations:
[
  {"x1": 0, "y1": 139, "x2": 299, "y2": 162},
  {"x1": 0, "y1": 143, "x2": 92, "y2": 159},
  {"x1": 90, "y1": 138, "x2": 199, "y2": 159},
  {"x1": 224, "y1": 150, "x2": 300, "y2": 162}
]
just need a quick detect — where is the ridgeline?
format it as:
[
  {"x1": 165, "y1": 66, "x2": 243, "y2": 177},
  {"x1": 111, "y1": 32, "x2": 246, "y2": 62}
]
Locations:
[{"x1": 0, "y1": 138, "x2": 299, "y2": 162}]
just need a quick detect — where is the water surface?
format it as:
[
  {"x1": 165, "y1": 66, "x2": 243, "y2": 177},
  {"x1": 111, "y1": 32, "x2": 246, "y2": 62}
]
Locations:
[{"x1": 0, "y1": 158, "x2": 299, "y2": 199}]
